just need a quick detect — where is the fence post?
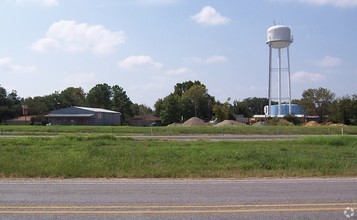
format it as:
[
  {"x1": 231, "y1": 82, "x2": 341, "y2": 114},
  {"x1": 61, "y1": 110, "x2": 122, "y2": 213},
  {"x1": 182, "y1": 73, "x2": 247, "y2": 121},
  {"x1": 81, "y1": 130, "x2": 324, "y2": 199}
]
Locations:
[{"x1": 341, "y1": 127, "x2": 344, "y2": 135}]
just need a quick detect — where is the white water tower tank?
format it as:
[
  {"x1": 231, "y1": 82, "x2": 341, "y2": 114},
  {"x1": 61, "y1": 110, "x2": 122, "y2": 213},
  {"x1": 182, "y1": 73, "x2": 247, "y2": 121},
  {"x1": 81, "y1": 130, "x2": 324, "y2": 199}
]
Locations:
[
  {"x1": 267, "y1": 25, "x2": 292, "y2": 49},
  {"x1": 266, "y1": 25, "x2": 293, "y2": 117}
]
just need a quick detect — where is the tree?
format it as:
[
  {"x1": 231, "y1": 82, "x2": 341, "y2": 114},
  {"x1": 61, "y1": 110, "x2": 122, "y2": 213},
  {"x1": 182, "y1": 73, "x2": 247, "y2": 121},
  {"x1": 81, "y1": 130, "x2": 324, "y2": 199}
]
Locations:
[
  {"x1": 0, "y1": 87, "x2": 6, "y2": 103},
  {"x1": 156, "y1": 80, "x2": 215, "y2": 122},
  {"x1": 300, "y1": 87, "x2": 335, "y2": 122},
  {"x1": 112, "y1": 85, "x2": 133, "y2": 124},
  {"x1": 212, "y1": 98, "x2": 231, "y2": 121},
  {"x1": 329, "y1": 94, "x2": 357, "y2": 125},
  {"x1": 231, "y1": 100, "x2": 250, "y2": 117},
  {"x1": 231, "y1": 97, "x2": 268, "y2": 117},
  {"x1": 242, "y1": 97, "x2": 268, "y2": 116},
  {"x1": 0, "y1": 87, "x2": 21, "y2": 122},
  {"x1": 173, "y1": 80, "x2": 201, "y2": 96},
  {"x1": 86, "y1": 83, "x2": 112, "y2": 109},
  {"x1": 131, "y1": 103, "x2": 153, "y2": 116},
  {"x1": 180, "y1": 83, "x2": 214, "y2": 121},
  {"x1": 182, "y1": 84, "x2": 207, "y2": 117},
  {"x1": 23, "y1": 96, "x2": 49, "y2": 116},
  {"x1": 45, "y1": 92, "x2": 61, "y2": 111},
  {"x1": 352, "y1": 94, "x2": 357, "y2": 125},
  {"x1": 59, "y1": 87, "x2": 86, "y2": 108},
  {"x1": 154, "y1": 98, "x2": 164, "y2": 118},
  {"x1": 158, "y1": 94, "x2": 182, "y2": 125},
  {"x1": 85, "y1": 84, "x2": 134, "y2": 124}
]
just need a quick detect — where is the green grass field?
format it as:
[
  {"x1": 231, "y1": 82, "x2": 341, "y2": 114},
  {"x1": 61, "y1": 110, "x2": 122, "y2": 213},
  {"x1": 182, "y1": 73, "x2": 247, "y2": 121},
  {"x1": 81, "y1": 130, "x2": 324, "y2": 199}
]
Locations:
[
  {"x1": 0, "y1": 135, "x2": 356, "y2": 178},
  {"x1": 1, "y1": 125, "x2": 356, "y2": 136}
]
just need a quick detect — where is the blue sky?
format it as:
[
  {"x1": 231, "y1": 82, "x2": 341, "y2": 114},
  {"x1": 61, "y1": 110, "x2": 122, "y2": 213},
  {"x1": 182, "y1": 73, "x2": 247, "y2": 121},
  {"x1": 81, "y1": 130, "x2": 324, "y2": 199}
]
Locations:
[{"x1": 1, "y1": 0, "x2": 356, "y2": 108}]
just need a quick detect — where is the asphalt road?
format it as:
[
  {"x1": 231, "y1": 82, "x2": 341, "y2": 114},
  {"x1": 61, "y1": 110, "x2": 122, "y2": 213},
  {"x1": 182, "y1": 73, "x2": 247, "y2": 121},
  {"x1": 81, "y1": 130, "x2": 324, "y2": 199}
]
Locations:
[{"x1": 0, "y1": 178, "x2": 356, "y2": 220}]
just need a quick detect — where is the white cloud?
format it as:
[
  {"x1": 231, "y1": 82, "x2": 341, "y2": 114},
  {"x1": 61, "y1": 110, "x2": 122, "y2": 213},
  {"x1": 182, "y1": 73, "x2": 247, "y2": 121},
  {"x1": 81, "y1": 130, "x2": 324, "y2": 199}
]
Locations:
[
  {"x1": 10, "y1": 65, "x2": 38, "y2": 73},
  {"x1": 31, "y1": 20, "x2": 125, "y2": 55},
  {"x1": 191, "y1": 6, "x2": 230, "y2": 26},
  {"x1": 188, "y1": 55, "x2": 227, "y2": 64},
  {"x1": 205, "y1": 56, "x2": 227, "y2": 64},
  {"x1": 130, "y1": 82, "x2": 163, "y2": 91},
  {"x1": 291, "y1": 71, "x2": 326, "y2": 83},
  {"x1": 315, "y1": 55, "x2": 342, "y2": 67},
  {"x1": 118, "y1": 56, "x2": 163, "y2": 70},
  {"x1": 133, "y1": 0, "x2": 180, "y2": 5},
  {"x1": 62, "y1": 73, "x2": 97, "y2": 85},
  {"x1": 31, "y1": 37, "x2": 60, "y2": 53},
  {"x1": 0, "y1": 57, "x2": 37, "y2": 73},
  {"x1": 61, "y1": 73, "x2": 98, "y2": 91},
  {"x1": 275, "y1": 0, "x2": 357, "y2": 8},
  {"x1": 16, "y1": 0, "x2": 59, "y2": 7},
  {"x1": 166, "y1": 67, "x2": 193, "y2": 76},
  {"x1": 249, "y1": 85, "x2": 266, "y2": 92},
  {"x1": 0, "y1": 57, "x2": 11, "y2": 66}
]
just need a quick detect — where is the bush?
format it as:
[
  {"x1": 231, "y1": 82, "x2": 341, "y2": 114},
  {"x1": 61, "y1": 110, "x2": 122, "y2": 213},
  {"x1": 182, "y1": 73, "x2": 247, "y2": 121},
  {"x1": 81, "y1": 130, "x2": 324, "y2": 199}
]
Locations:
[
  {"x1": 30, "y1": 115, "x2": 47, "y2": 125},
  {"x1": 284, "y1": 115, "x2": 303, "y2": 125},
  {"x1": 268, "y1": 118, "x2": 294, "y2": 126}
]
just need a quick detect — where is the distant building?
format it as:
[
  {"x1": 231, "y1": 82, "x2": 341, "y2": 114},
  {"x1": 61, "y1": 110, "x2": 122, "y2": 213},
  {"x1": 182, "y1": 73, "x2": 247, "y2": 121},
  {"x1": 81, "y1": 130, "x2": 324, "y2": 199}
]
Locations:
[
  {"x1": 234, "y1": 114, "x2": 250, "y2": 124},
  {"x1": 128, "y1": 115, "x2": 161, "y2": 126},
  {"x1": 253, "y1": 104, "x2": 305, "y2": 120},
  {"x1": 5, "y1": 115, "x2": 33, "y2": 125},
  {"x1": 45, "y1": 106, "x2": 121, "y2": 126},
  {"x1": 264, "y1": 104, "x2": 304, "y2": 117}
]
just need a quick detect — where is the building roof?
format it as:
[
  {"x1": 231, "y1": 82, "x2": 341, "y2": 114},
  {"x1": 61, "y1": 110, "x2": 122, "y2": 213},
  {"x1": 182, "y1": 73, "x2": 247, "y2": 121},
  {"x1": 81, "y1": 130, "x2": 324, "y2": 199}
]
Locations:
[
  {"x1": 73, "y1": 106, "x2": 121, "y2": 114},
  {"x1": 45, "y1": 106, "x2": 121, "y2": 118},
  {"x1": 46, "y1": 114, "x2": 95, "y2": 118}
]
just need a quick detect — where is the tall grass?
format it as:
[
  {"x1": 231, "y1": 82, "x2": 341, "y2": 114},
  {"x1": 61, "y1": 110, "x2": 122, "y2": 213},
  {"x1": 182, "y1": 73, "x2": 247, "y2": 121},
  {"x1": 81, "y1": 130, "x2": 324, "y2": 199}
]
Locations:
[{"x1": 0, "y1": 135, "x2": 356, "y2": 178}]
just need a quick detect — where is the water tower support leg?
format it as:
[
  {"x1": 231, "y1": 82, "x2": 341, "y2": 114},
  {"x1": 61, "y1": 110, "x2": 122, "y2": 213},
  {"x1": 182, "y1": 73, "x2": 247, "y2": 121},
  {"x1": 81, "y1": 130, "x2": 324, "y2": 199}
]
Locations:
[
  {"x1": 287, "y1": 47, "x2": 292, "y2": 115},
  {"x1": 268, "y1": 46, "x2": 272, "y2": 116},
  {"x1": 278, "y1": 48, "x2": 282, "y2": 115}
]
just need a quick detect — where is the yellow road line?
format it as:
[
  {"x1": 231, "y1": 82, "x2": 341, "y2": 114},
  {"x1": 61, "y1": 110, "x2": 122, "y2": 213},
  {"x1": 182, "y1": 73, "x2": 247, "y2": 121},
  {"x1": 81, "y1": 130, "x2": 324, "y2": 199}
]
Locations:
[
  {"x1": 0, "y1": 202, "x2": 356, "y2": 209},
  {"x1": 0, "y1": 202, "x2": 355, "y2": 215},
  {"x1": 0, "y1": 207, "x2": 349, "y2": 215}
]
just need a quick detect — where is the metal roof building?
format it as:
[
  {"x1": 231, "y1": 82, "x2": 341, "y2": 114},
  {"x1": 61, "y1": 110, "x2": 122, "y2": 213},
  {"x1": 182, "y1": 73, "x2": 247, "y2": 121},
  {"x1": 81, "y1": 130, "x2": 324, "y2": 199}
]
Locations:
[{"x1": 45, "y1": 106, "x2": 121, "y2": 126}]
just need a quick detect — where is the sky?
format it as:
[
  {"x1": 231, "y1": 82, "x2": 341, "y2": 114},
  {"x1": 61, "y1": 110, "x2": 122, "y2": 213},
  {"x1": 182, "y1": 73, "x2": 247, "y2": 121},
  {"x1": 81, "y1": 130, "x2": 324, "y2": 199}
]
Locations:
[{"x1": 1, "y1": 0, "x2": 357, "y2": 108}]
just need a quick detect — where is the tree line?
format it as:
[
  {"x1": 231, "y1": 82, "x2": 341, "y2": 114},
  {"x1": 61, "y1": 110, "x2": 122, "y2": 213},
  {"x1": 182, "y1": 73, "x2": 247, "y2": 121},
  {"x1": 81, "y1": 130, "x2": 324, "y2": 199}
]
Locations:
[
  {"x1": 0, "y1": 84, "x2": 151, "y2": 125},
  {"x1": 0, "y1": 82, "x2": 356, "y2": 125}
]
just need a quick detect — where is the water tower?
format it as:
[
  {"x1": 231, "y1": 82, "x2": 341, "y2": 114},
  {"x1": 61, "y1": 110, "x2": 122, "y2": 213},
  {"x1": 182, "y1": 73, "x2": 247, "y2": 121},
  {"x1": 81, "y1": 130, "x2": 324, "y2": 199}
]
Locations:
[{"x1": 266, "y1": 25, "x2": 293, "y2": 116}]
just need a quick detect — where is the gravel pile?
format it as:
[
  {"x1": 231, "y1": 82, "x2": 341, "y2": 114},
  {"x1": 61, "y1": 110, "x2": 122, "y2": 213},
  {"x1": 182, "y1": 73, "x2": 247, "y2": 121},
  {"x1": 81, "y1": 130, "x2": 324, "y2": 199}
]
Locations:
[
  {"x1": 304, "y1": 121, "x2": 320, "y2": 126},
  {"x1": 214, "y1": 120, "x2": 247, "y2": 127},
  {"x1": 252, "y1": 121, "x2": 269, "y2": 126},
  {"x1": 182, "y1": 117, "x2": 206, "y2": 126}
]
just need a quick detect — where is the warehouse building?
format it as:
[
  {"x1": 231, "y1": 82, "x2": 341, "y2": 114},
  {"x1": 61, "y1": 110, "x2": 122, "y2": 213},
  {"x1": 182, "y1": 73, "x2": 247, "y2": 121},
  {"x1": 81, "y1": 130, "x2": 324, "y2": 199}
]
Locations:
[{"x1": 46, "y1": 106, "x2": 121, "y2": 126}]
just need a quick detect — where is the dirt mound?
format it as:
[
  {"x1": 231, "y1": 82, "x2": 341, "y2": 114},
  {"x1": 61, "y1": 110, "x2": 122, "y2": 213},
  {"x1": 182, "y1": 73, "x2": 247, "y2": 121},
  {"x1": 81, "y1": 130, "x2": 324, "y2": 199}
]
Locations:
[
  {"x1": 182, "y1": 117, "x2": 206, "y2": 126},
  {"x1": 167, "y1": 123, "x2": 182, "y2": 127},
  {"x1": 276, "y1": 119, "x2": 294, "y2": 126},
  {"x1": 329, "y1": 123, "x2": 347, "y2": 127},
  {"x1": 252, "y1": 121, "x2": 269, "y2": 126},
  {"x1": 215, "y1": 120, "x2": 247, "y2": 127},
  {"x1": 304, "y1": 121, "x2": 320, "y2": 126}
]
